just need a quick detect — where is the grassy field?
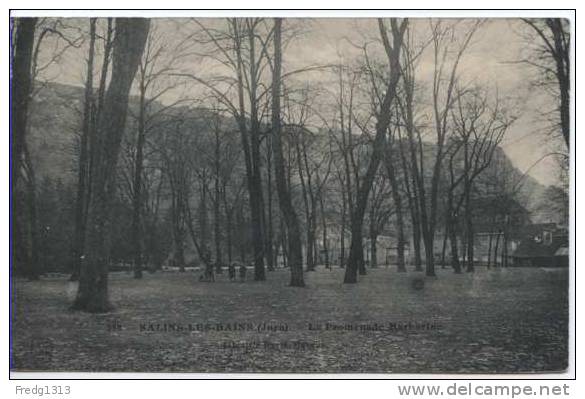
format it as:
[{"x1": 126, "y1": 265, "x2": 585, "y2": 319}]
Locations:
[{"x1": 11, "y1": 265, "x2": 568, "y2": 374}]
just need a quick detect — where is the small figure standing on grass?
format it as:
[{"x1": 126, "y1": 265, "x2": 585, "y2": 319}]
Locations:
[
  {"x1": 239, "y1": 264, "x2": 247, "y2": 282},
  {"x1": 198, "y1": 250, "x2": 215, "y2": 282}
]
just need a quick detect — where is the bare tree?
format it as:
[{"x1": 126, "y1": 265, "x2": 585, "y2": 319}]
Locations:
[
  {"x1": 367, "y1": 171, "x2": 395, "y2": 268},
  {"x1": 13, "y1": 17, "x2": 83, "y2": 279},
  {"x1": 383, "y1": 126, "x2": 405, "y2": 271},
  {"x1": 129, "y1": 25, "x2": 186, "y2": 278},
  {"x1": 175, "y1": 18, "x2": 275, "y2": 280},
  {"x1": 358, "y1": 67, "x2": 408, "y2": 272},
  {"x1": 71, "y1": 18, "x2": 100, "y2": 281},
  {"x1": 393, "y1": 26, "x2": 430, "y2": 272},
  {"x1": 12, "y1": 18, "x2": 38, "y2": 279},
  {"x1": 272, "y1": 18, "x2": 304, "y2": 286},
  {"x1": 343, "y1": 18, "x2": 408, "y2": 284},
  {"x1": 11, "y1": 18, "x2": 37, "y2": 191},
  {"x1": 211, "y1": 110, "x2": 225, "y2": 273},
  {"x1": 283, "y1": 88, "x2": 332, "y2": 272},
  {"x1": 400, "y1": 20, "x2": 480, "y2": 277},
  {"x1": 520, "y1": 18, "x2": 570, "y2": 150},
  {"x1": 72, "y1": 18, "x2": 150, "y2": 312},
  {"x1": 448, "y1": 88, "x2": 515, "y2": 272},
  {"x1": 157, "y1": 114, "x2": 193, "y2": 272},
  {"x1": 326, "y1": 65, "x2": 362, "y2": 269}
]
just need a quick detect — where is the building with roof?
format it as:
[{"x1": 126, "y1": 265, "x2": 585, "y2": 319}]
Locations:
[{"x1": 510, "y1": 223, "x2": 568, "y2": 267}]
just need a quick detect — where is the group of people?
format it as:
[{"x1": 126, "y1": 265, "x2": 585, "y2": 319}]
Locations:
[{"x1": 199, "y1": 262, "x2": 248, "y2": 282}]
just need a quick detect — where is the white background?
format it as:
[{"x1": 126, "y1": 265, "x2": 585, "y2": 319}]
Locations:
[{"x1": 2, "y1": 2, "x2": 579, "y2": 398}]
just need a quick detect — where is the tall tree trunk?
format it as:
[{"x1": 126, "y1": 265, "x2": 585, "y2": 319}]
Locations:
[
  {"x1": 23, "y1": 146, "x2": 40, "y2": 280},
  {"x1": 546, "y1": 19, "x2": 570, "y2": 150},
  {"x1": 171, "y1": 189, "x2": 186, "y2": 272},
  {"x1": 214, "y1": 179, "x2": 222, "y2": 273},
  {"x1": 466, "y1": 214, "x2": 475, "y2": 272},
  {"x1": 464, "y1": 140, "x2": 474, "y2": 273},
  {"x1": 249, "y1": 33, "x2": 266, "y2": 281},
  {"x1": 175, "y1": 232, "x2": 185, "y2": 272},
  {"x1": 88, "y1": 19, "x2": 113, "y2": 210},
  {"x1": 72, "y1": 18, "x2": 96, "y2": 281},
  {"x1": 461, "y1": 230, "x2": 468, "y2": 266},
  {"x1": 131, "y1": 69, "x2": 147, "y2": 279},
  {"x1": 417, "y1": 145, "x2": 439, "y2": 277},
  {"x1": 487, "y1": 229, "x2": 494, "y2": 269},
  {"x1": 405, "y1": 164, "x2": 423, "y2": 271},
  {"x1": 306, "y1": 226, "x2": 316, "y2": 271},
  {"x1": 199, "y1": 177, "x2": 210, "y2": 266},
  {"x1": 265, "y1": 138, "x2": 275, "y2": 271},
  {"x1": 280, "y1": 220, "x2": 288, "y2": 268},
  {"x1": 236, "y1": 202, "x2": 247, "y2": 263},
  {"x1": 420, "y1": 217, "x2": 436, "y2": 277},
  {"x1": 11, "y1": 18, "x2": 37, "y2": 278},
  {"x1": 295, "y1": 134, "x2": 314, "y2": 272},
  {"x1": 447, "y1": 190, "x2": 462, "y2": 273},
  {"x1": 384, "y1": 139, "x2": 406, "y2": 272},
  {"x1": 11, "y1": 17, "x2": 36, "y2": 193},
  {"x1": 344, "y1": 19, "x2": 406, "y2": 284},
  {"x1": 398, "y1": 138, "x2": 422, "y2": 271},
  {"x1": 345, "y1": 224, "x2": 365, "y2": 283},
  {"x1": 417, "y1": 167, "x2": 436, "y2": 277},
  {"x1": 339, "y1": 191, "x2": 346, "y2": 268},
  {"x1": 502, "y1": 224, "x2": 509, "y2": 268},
  {"x1": 319, "y1": 192, "x2": 330, "y2": 269},
  {"x1": 449, "y1": 215, "x2": 462, "y2": 273},
  {"x1": 440, "y1": 227, "x2": 448, "y2": 269},
  {"x1": 212, "y1": 122, "x2": 223, "y2": 273},
  {"x1": 222, "y1": 188, "x2": 233, "y2": 265},
  {"x1": 248, "y1": 146, "x2": 265, "y2": 280},
  {"x1": 412, "y1": 219, "x2": 422, "y2": 270},
  {"x1": 271, "y1": 18, "x2": 304, "y2": 287},
  {"x1": 356, "y1": 224, "x2": 367, "y2": 274},
  {"x1": 225, "y1": 208, "x2": 233, "y2": 265},
  {"x1": 369, "y1": 223, "x2": 378, "y2": 269},
  {"x1": 72, "y1": 18, "x2": 150, "y2": 313},
  {"x1": 13, "y1": 191, "x2": 27, "y2": 277},
  {"x1": 147, "y1": 173, "x2": 164, "y2": 271},
  {"x1": 233, "y1": 23, "x2": 265, "y2": 280}
]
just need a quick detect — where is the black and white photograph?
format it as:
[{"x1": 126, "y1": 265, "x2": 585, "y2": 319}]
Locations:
[{"x1": 9, "y1": 9, "x2": 574, "y2": 377}]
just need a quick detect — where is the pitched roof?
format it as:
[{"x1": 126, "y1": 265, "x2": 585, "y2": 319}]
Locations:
[{"x1": 512, "y1": 225, "x2": 568, "y2": 258}]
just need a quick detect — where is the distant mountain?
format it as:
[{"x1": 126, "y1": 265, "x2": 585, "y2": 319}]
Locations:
[
  {"x1": 27, "y1": 81, "x2": 85, "y2": 184},
  {"x1": 481, "y1": 146, "x2": 562, "y2": 224},
  {"x1": 26, "y1": 81, "x2": 233, "y2": 182},
  {"x1": 25, "y1": 81, "x2": 563, "y2": 225}
]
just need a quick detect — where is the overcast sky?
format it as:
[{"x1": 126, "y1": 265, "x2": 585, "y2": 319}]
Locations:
[
  {"x1": 289, "y1": 18, "x2": 564, "y2": 187},
  {"x1": 34, "y1": 17, "x2": 567, "y2": 187}
]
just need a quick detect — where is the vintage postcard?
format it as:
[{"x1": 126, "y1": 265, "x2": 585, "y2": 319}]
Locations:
[{"x1": 10, "y1": 10, "x2": 572, "y2": 375}]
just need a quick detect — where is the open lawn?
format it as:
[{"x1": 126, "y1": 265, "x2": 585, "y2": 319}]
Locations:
[{"x1": 11, "y1": 266, "x2": 568, "y2": 373}]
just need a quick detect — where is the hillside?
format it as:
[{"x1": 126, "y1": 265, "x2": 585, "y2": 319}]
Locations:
[{"x1": 25, "y1": 81, "x2": 557, "y2": 224}]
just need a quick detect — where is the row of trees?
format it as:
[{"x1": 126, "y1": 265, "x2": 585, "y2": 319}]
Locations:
[{"x1": 12, "y1": 17, "x2": 569, "y2": 312}]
